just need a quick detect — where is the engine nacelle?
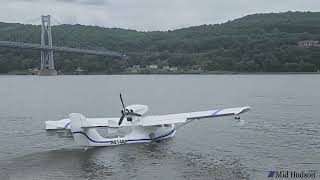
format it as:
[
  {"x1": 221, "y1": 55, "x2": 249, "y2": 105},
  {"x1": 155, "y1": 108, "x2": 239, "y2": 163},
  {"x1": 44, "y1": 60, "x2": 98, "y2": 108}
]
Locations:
[{"x1": 125, "y1": 104, "x2": 148, "y2": 116}]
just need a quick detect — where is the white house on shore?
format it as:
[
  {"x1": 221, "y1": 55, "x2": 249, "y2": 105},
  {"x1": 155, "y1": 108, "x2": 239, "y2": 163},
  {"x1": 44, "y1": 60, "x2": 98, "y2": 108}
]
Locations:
[
  {"x1": 147, "y1": 65, "x2": 158, "y2": 70},
  {"x1": 162, "y1": 66, "x2": 170, "y2": 71},
  {"x1": 298, "y1": 40, "x2": 319, "y2": 48},
  {"x1": 169, "y1": 67, "x2": 178, "y2": 71}
]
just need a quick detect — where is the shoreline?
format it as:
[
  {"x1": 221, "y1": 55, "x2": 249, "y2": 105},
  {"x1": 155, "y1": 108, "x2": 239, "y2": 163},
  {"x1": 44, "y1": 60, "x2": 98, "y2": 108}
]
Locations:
[{"x1": 1, "y1": 71, "x2": 320, "y2": 75}]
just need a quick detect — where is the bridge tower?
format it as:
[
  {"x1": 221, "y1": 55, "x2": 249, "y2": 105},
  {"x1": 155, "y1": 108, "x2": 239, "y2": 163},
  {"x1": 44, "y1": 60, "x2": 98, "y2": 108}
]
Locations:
[{"x1": 38, "y1": 15, "x2": 57, "y2": 76}]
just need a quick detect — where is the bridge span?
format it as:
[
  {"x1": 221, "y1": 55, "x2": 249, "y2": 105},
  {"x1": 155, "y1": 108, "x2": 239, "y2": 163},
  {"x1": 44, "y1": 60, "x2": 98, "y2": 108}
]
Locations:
[
  {"x1": 0, "y1": 40, "x2": 124, "y2": 57},
  {"x1": 0, "y1": 15, "x2": 125, "y2": 76}
]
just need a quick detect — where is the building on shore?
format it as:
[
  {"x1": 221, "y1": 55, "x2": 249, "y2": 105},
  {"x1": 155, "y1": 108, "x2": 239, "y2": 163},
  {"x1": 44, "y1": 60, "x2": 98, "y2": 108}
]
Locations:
[
  {"x1": 191, "y1": 65, "x2": 203, "y2": 72},
  {"x1": 127, "y1": 65, "x2": 142, "y2": 73},
  {"x1": 147, "y1": 64, "x2": 158, "y2": 70},
  {"x1": 29, "y1": 68, "x2": 39, "y2": 75},
  {"x1": 162, "y1": 66, "x2": 170, "y2": 71},
  {"x1": 75, "y1": 67, "x2": 84, "y2": 74},
  {"x1": 169, "y1": 67, "x2": 178, "y2": 71},
  {"x1": 298, "y1": 40, "x2": 319, "y2": 48}
]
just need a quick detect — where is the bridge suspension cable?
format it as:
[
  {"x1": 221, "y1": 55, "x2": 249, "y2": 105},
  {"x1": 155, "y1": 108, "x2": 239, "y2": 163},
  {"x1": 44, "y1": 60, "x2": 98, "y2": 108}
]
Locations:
[
  {"x1": 0, "y1": 17, "x2": 41, "y2": 32},
  {"x1": 51, "y1": 17, "x2": 105, "y2": 51}
]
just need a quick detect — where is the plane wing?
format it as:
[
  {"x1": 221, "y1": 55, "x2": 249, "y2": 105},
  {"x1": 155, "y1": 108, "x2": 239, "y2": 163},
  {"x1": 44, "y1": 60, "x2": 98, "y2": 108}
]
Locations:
[
  {"x1": 45, "y1": 106, "x2": 250, "y2": 129},
  {"x1": 139, "y1": 106, "x2": 250, "y2": 126}
]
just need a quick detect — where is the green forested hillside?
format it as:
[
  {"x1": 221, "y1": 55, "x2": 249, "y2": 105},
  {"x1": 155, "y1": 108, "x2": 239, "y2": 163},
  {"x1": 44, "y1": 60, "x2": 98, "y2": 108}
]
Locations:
[{"x1": 0, "y1": 11, "x2": 320, "y2": 73}]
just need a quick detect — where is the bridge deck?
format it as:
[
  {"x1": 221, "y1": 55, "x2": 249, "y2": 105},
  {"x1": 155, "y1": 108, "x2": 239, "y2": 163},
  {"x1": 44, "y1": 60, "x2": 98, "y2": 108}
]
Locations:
[{"x1": 0, "y1": 40, "x2": 124, "y2": 57}]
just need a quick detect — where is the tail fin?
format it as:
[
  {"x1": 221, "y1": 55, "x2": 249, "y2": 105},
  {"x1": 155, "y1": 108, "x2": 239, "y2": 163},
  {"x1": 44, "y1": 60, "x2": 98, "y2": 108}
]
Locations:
[
  {"x1": 69, "y1": 113, "x2": 89, "y2": 146},
  {"x1": 69, "y1": 113, "x2": 106, "y2": 146}
]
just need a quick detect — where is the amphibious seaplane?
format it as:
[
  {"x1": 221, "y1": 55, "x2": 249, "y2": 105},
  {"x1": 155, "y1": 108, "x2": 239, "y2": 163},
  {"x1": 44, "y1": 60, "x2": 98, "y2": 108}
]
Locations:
[{"x1": 45, "y1": 94, "x2": 250, "y2": 147}]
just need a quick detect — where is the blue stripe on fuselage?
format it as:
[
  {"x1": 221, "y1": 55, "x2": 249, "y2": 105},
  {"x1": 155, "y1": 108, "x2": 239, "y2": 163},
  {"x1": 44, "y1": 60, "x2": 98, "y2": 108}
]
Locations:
[{"x1": 72, "y1": 128, "x2": 176, "y2": 144}]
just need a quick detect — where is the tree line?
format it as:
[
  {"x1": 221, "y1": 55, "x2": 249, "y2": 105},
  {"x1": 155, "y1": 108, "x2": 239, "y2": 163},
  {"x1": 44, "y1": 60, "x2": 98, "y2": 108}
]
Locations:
[{"x1": 0, "y1": 11, "x2": 319, "y2": 73}]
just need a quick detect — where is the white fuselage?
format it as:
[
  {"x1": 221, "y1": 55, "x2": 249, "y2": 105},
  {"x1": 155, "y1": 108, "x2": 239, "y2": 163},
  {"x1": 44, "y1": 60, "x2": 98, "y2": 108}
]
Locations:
[{"x1": 72, "y1": 123, "x2": 176, "y2": 147}]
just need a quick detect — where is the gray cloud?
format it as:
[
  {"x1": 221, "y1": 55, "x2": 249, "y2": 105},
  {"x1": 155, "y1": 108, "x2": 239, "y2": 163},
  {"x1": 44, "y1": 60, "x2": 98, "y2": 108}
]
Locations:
[{"x1": 0, "y1": 0, "x2": 319, "y2": 31}]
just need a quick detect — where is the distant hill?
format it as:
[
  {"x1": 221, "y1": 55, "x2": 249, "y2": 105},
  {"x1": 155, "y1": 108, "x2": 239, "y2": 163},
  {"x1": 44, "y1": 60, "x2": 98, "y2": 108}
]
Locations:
[{"x1": 0, "y1": 11, "x2": 320, "y2": 73}]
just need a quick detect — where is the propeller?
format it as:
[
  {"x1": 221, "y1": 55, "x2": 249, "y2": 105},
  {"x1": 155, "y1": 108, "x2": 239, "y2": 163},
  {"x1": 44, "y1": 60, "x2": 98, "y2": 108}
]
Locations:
[
  {"x1": 120, "y1": 93, "x2": 125, "y2": 109},
  {"x1": 118, "y1": 93, "x2": 142, "y2": 126}
]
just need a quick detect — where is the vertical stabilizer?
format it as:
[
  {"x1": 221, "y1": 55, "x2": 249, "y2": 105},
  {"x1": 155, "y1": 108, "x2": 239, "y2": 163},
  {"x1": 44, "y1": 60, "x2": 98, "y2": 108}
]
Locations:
[
  {"x1": 69, "y1": 113, "x2": 108, "y2": 146},
  {"x1": 69, "y1": 113, "x2": 89, "y2": 146}
]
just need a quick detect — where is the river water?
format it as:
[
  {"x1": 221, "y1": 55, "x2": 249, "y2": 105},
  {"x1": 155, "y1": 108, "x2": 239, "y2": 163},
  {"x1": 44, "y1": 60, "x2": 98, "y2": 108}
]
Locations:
[{"x1": 0, "y1": 75, "x2": 319, "y2": 180}]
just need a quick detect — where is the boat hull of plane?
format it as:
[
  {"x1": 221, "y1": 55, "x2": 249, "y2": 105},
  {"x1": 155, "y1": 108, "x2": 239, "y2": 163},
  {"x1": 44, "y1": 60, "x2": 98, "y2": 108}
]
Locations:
[
  {"x1": 74, "y1": 126, "x2": 176, "y2": 147},
  {"x1": 72, "y1": 125, "x2": 176, "y2": 147}
]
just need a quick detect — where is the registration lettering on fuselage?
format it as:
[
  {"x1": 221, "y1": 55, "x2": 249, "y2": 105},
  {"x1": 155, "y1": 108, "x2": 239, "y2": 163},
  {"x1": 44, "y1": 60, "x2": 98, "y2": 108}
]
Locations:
[{"x1": 111, "y1": 139, "x2": 128, "y2": 145}]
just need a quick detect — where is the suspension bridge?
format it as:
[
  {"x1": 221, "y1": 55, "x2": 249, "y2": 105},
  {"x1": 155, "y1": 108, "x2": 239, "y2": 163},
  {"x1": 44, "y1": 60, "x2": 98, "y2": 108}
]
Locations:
[{"x1": 0, "y1": 15, "x2": 125, "y2": 76}]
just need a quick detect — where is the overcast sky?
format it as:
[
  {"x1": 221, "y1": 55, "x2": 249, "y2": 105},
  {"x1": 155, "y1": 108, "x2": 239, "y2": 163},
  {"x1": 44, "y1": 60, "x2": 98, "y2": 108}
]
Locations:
[{"x1": 1, "y1": 0, "x2": 319, "y2": 31}]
